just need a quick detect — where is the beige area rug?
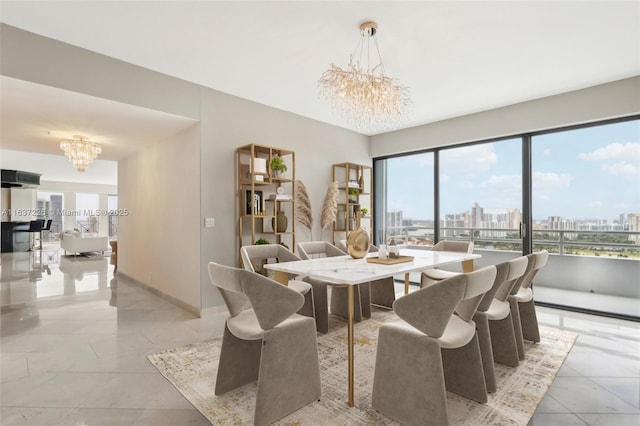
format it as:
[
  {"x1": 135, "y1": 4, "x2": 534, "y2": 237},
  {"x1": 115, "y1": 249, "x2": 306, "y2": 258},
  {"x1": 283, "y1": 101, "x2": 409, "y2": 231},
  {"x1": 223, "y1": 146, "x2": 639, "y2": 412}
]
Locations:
[{"x1": 147, "y1": 309, "x2": 576, "y2": 425}]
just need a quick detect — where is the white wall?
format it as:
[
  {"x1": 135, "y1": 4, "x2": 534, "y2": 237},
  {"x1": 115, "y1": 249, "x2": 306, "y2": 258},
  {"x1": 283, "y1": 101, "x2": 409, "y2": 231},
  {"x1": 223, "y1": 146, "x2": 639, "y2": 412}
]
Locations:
[
  {"x1": 371, "y1": 76, "x2": 640, "y2": 157},
  {"x1": 118, "y1": 124, "x2": 201, "y2": 310}
]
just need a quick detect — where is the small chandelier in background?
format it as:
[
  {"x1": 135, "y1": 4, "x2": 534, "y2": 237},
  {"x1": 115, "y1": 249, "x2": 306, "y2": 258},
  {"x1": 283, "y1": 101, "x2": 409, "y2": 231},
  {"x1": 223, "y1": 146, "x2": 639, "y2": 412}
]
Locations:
[
  {"x1": 60, "y1": 135, "x2": 102, "y2": 173},
  {"x1": 318, "y1": 21, "x2": 410, "y2": 132}
]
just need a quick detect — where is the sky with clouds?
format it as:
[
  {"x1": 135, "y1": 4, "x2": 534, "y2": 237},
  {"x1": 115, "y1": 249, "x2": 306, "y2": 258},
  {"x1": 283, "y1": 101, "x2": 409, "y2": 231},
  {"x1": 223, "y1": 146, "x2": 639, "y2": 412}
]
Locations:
[{"x1": 386, "y1": 119, "x2": 639, "y2": 222}]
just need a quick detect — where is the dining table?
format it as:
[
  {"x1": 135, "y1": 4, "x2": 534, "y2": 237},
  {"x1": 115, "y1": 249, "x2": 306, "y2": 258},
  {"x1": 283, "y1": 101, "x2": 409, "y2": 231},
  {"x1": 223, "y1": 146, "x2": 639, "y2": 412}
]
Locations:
[{"x1": 264, "y1": 247, "x2": 481, "y2": 407}]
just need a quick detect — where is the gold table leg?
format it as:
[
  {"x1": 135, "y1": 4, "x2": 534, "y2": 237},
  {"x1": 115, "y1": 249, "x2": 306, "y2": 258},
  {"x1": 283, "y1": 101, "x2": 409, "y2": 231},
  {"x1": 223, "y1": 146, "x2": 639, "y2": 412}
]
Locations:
[
  {"x1": 462, "y1": 259, "x2": 474, "y2": 273},
  {"x1": 347, "y1": 285, "x2": 354, "y2": 407},
  {"x1": 404, "y1": 273, "x2": 410, "y2": 295}
]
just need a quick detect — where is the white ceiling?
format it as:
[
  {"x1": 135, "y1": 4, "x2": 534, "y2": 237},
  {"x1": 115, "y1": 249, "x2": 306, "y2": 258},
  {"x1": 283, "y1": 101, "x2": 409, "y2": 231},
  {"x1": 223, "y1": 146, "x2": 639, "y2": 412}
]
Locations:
[{"x1": 0, "y1": 1, "x2": 638, "y2": 159}]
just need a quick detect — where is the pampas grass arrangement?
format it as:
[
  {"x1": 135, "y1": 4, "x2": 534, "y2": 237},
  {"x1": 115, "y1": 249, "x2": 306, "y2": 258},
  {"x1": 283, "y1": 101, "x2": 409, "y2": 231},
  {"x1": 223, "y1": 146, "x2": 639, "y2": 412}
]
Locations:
[
  {"x1": 295, "y1": 180, "x2": 313, "y2": 234},
  {"x1": 321, "y1": 181, "x2": 339, "y2": 230}
]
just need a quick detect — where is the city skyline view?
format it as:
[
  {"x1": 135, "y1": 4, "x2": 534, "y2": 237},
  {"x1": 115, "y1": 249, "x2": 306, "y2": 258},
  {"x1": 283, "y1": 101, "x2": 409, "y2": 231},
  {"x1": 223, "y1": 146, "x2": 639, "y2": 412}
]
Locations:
[{"x1": 386, "y1": 119, "x2": 639, "y2": 222}]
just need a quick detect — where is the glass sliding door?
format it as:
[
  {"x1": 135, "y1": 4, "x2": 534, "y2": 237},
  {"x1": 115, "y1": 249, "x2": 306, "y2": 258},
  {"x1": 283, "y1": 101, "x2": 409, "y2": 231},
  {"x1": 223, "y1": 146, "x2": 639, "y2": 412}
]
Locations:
[
  {"x1": 36, "y1": 192, "x2": 64, "y2": 241},
  {"x1": 75, "y1": 193, "x2": 100, "y2": 234},
  {"x1": 439, "y1": 138, "x2": 523, "y2": 261},
  {"x1": 531, "y1": 119, "x2": 640, "y2": 317},
  {"x1": 373, "y1": 152, "x2": 434, "y2": 246}
]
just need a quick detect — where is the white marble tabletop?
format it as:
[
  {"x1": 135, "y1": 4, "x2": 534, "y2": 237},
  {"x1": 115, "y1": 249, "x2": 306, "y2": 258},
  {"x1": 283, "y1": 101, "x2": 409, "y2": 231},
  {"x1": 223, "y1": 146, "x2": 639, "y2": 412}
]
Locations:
[{"x1": 264, "y1": 249, "x2": 481, "y2": 285}]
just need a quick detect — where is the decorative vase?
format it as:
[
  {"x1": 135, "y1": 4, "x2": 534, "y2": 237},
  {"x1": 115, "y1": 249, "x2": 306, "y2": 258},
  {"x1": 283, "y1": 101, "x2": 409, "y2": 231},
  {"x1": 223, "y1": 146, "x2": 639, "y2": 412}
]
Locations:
[
  {"x1": 273, "y1": 211, "x2": 288, "y2": 233},
  {"x1": 347, "y1": 227, "x2": 369, "y2": 259}
]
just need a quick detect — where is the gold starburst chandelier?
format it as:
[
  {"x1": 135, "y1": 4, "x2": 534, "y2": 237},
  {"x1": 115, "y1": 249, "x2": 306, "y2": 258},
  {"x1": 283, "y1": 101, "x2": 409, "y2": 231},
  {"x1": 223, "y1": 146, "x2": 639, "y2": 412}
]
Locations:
[
  {"x1": 318, "y1": 21, "x2": 410, "y2": 132},
  {"x1": 60, "y1": 135, "x2": 102, "y2": 173}
]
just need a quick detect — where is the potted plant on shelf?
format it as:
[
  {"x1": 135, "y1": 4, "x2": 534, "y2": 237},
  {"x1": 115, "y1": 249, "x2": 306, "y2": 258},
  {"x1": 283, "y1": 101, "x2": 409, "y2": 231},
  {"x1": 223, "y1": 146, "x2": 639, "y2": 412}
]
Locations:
[
  {"x1": 270, "y1": 155, "x2": 288, "y2": 178},
  {"x1": 361, "y1": 207, "x2": 368, "y2": 217}
]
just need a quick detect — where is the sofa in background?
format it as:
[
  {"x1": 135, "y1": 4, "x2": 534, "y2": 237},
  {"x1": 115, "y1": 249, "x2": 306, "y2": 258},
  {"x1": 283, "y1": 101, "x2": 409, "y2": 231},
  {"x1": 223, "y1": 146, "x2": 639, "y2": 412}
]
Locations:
[{"x1": 60, "y1": 230, "x2": 109, "y2": 255}]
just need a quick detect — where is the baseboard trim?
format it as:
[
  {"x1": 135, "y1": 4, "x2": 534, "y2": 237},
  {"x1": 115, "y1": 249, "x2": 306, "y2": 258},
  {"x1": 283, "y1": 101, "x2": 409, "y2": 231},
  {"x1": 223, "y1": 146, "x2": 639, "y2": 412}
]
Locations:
[
  {"x1": 115, "y1": 271, "x2": 202, "y2": 317},
  {"x1": 199, "y1": 304, "x2": 228, "y2": 317}
]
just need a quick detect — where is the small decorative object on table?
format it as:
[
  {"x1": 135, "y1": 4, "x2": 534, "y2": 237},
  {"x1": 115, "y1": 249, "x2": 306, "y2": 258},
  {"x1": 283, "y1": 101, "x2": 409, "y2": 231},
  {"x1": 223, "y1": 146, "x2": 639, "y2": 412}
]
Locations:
[
  {"x1": 389, "y1": 239, "x2": 399, "y2": 259},
  {"x1": 346, "y1": 227, "x2": 369, "y2": 259}
]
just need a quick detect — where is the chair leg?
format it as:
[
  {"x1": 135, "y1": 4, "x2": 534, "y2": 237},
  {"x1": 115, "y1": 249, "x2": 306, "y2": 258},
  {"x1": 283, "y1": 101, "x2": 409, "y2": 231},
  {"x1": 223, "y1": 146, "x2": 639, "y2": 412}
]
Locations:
[
  {"x1": 255, "y1": 317, "x2": 321, "y2": 426},
  {"x1": 308, "y1": 280, "x2": 329, "y2": 333},
  {"x1": 509, "y1": 297, "x2": 526, "y2": 361},
  {"x1": 297, "y1": 290, "x2": 315, "y2": 321},
  {"x1": 473, "y1": 312, "x2": 496, "y2": 393},
  {"x1": 370, "y1": 277, "x2": 396, "y2": 309},
  {"x1": 489, "y1": 313, "x2": 520, "y2": 367},
  {"x1": 359, "y1": 283, "x2": 371, "y2": 319},
  {"x1": 519, "y1": 299, "x2": 541, "y2": 343},
  {"x1": 372, "y1": 323, "x2": 448, "y2": 426},
  {"x1": 215, "y1": 324, "x2": 261, "y2": 395},
  {"x1": 330, "y1": 286, "x2": 363, "y2": 322},
  {"x1": 441, "y1": 333, "x2": 488, "y2": 403}
]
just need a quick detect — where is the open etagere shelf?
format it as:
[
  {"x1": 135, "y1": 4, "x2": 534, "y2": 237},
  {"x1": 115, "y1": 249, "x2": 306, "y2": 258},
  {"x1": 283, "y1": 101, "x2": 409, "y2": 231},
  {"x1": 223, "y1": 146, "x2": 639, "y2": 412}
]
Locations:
[
  {"x1": 237, "y1": 143, "x2": 295, "y2": 264},
  {"x1": 332, "y1": 162, "x2": 372, "y2": 245}
]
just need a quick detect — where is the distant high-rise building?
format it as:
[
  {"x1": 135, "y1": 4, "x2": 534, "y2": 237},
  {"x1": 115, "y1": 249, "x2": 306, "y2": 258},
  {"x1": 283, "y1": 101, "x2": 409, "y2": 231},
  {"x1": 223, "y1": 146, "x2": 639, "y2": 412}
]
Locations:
[
  {"x1": 386, "y1": 210, "x2": 403, "y2": 236},
  {"x1": 471, "y1": 203, "x2": 483, "y2": 228},
  {"x1": 629, "y1": 213, "x2": 640, "y2": 243},
  {"x1": 50, "y1": 195, "x2": 63, "y2": 236},
  {"x1": 36, "y1": 200, "x2": 51, "y2": 218}
]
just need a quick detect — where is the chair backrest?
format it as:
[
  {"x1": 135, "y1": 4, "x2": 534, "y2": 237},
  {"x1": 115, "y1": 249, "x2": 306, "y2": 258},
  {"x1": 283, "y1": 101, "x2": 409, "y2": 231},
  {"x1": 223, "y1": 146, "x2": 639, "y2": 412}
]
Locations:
[
  {"x1": 207, "y1": 262, "x2": 249, "y2": 317},
  {"x1": 510, "y1": 250, "x2": 548, "y2": 294},
  {"x1": 240, "y1": 244, "x2": 301, "y2": 273},
  {"x1": 455, "y1": 265, "x2": 497, "y2": 321},
  {"x1": 477, "y1": 261, "x2": 511, "y2": 312},
  {"x1": 337, "y1": 239, "x2": 377, "y2": 254},
  {"x1": 43, "y1": 219, "x2": 53, "y2": 231},
  {"x1": 208, "y1": 262, "x2": 304, "y2": 330},
  {"x1": 336, "y1": 240, "x2": 347, "y2": 252},
  {"x1": 432, "y1": 240, "x2": 474, "y2": 254},
  {"x1": 523, "y1": 250, "x2": 549, "y2": 289},
  {"x1": 396, "y1": 273, "x2": 467, "y2": 338},
  {"x1": 494, "y1": 256, "x2": 529, "y2": 301},
  {"x1": 296, "y1": 241, "x2": 345, "y2": 260},
  {"x1": 29, "y1": 219, "x2": 44, "y2": 232}
]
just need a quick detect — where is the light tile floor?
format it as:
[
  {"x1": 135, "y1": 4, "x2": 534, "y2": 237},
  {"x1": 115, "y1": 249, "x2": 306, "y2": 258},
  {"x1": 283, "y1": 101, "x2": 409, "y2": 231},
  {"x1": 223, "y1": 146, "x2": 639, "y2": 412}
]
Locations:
[{"x1": 1, "y1": 250, "x2": 639, "y2": 425}]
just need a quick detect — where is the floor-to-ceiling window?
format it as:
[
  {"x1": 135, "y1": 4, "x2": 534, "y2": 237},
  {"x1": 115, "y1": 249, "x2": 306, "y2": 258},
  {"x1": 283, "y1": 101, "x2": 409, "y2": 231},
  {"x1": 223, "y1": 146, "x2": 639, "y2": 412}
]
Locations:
[
  {"x1": 36, "y1": 192, "x2": 64, "y2": 241},
  {"x1": 375, "y1": 152, "x2": 434, "y2": 246},
  {"x1": 530, "y1": 119, "x2": 640, "y2": 317},
  {"x1": 75, "y1": 193, "x2": 99, "y2": 234},
  {"x1": 439, "y1": 138, "x2": 522, "y2": 254},
  {"x1": 107, "y1": 194, "x2": 118, "y2": 238},
  {"x1": 374, "y1": 117, "x2": 639, "y2": 319}
]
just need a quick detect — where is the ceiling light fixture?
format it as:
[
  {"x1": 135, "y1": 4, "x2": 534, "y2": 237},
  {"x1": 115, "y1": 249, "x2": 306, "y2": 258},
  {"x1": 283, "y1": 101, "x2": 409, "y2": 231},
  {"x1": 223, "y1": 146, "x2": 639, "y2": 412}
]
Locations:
[
  {"x1": 60, "y1": 135, "x2": 102, "y2": 173},
  {"x1": 318, "y1": 21, "x2": 410, "y2": 132}
]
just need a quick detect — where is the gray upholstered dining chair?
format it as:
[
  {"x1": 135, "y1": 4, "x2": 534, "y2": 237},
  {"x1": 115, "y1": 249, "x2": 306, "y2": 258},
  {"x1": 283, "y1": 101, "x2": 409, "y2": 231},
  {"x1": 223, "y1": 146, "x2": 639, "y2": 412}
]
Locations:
[
  {"x1": 420, "y1": 240, "x2": 475, "y2": 288},
  {"x1": 337, "y1": 239, "x2": 395, "y2": 309},
  {"x1": 509, "y1": 250, "x2": 549, "y2": 358},
  {"x1": 296, "y1": 241, "x2": 370, "y2": 333},
  {"x1": 372, "y1": 265, "x2": 496, "y2": 425},
  {"x1": 472, "y1": 256, "x2": 528, "y2": 392},
  {"x1": 487, "y1": 256, "x2": 529, "y2": 367},
  {"x1": 240, "y1": 244, "x2": 316, "y2": 325},
  {"x1": 207, "y1": 262, "x2": 321, "y2": 426}
]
